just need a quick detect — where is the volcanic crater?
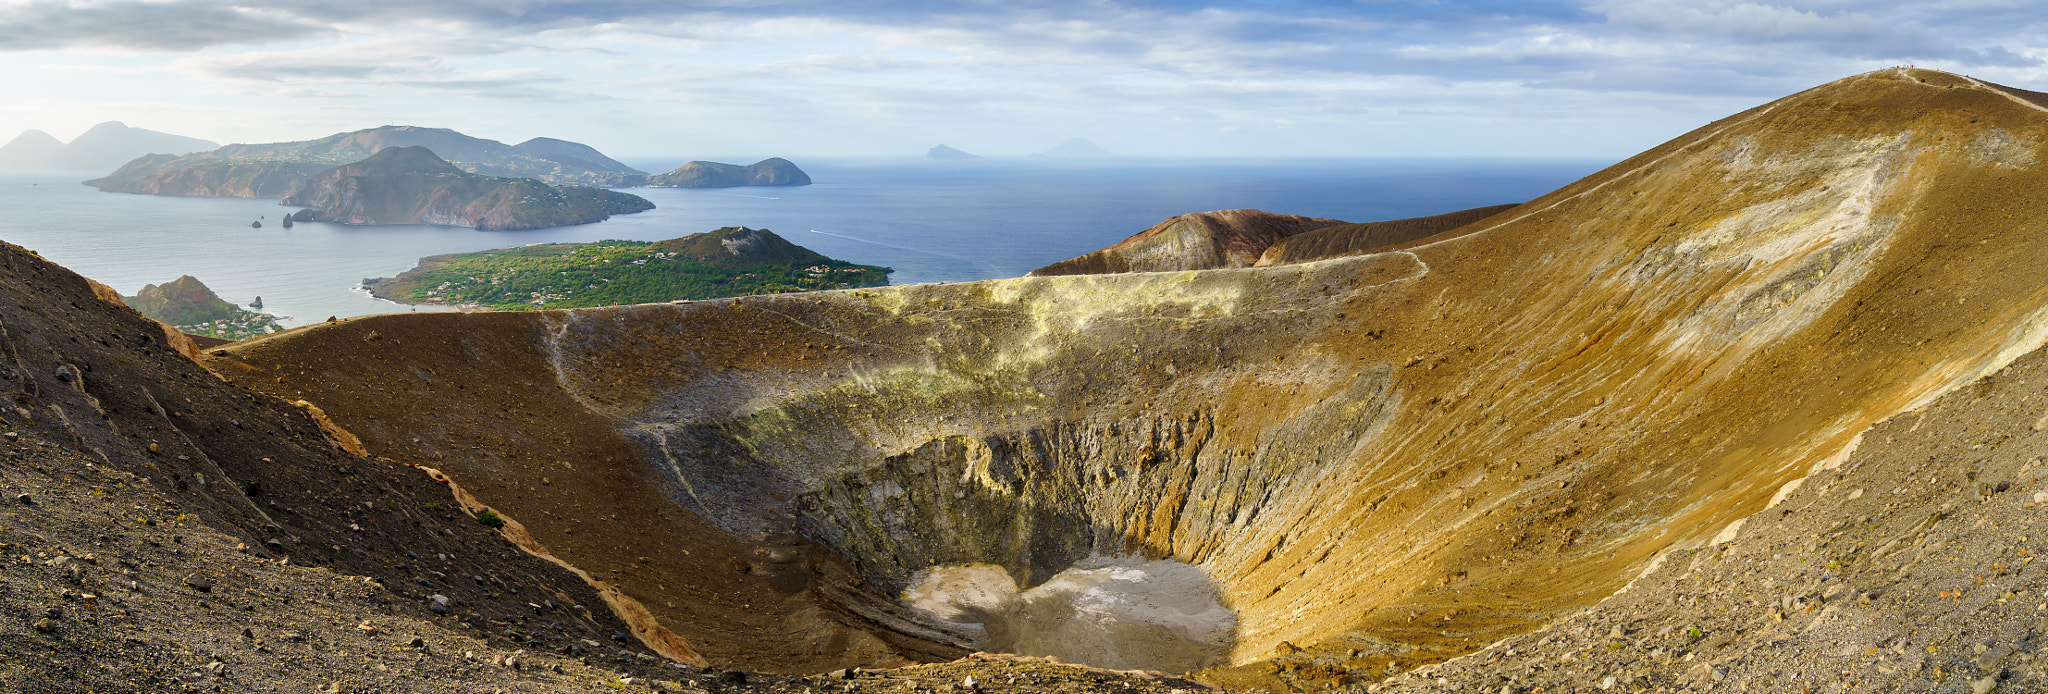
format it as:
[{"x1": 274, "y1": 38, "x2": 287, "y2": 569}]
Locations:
[
  {"x1": 185, "y1": 67, "x2": 2048, "y2": 688},
  {"x1": 8, "y1": 67, "x2": 2048, "y2": 693}
]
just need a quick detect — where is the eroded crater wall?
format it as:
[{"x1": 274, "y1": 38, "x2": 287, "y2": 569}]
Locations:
[{"x1": 214, "y1": 68, "x2": 2048, "y2": 688}]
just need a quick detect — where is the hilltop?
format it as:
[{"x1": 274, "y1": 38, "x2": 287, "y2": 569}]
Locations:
[
  {"x1": 364, "y1": 227, "x2": 890, "y2": 310},
  {"x1": 0, "y1": 121, "x2": 216, "y2": 171},
  {"x1": 85, "y1": 125, "x2": 645, "y2": 197},
  {"x1": 121, "y1": 275, "x2": 282, "y2": 340},
  {"x1": 646, "y1": 158, "x2": 812, "y2": 187},
  {"x1": 1029, "y1": 208, "x2": 1346, "y2": 276},
  {"x1": 278, "y1": 146, "x2": 654, "y2": 231}
]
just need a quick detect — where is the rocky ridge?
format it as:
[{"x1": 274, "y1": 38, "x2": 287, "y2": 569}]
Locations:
[
  {"x1": 1252, "y1": 204, "x2": 1521, "y2": 267},
  {"x1": 1029, "y1": 208, "x2": 1347, "y2": 276}
]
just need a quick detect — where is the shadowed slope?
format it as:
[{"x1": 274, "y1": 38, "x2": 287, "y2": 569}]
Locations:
[
  {"x1": 1029, "y1": 209, "x2": 1345, "y2": 276},
  {"x1": 213, "y1": 68, "x2": 2048, "y2": 687},
  {"x1": 1252, "y1": 204, "x2": 1520, "y2": 266}
]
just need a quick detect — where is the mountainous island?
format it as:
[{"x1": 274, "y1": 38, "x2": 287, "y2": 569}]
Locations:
[
  {"x1": 645, "y1": 158, "x2": 812, "y2": 187},
  {"x1": 0, "y1": 121, "x2": 217, "y2": 171},
  {"x1": 1034, "y1": 138, "x2": 1112, "y2": 159},
  {"x1": 121, "y1": 274, "x2": 282, "y2": 339},
  {"x1": 14, "y1": 68, "x2": 2048, "y2": 694},
  {"x1": 365, "y1": 227, "x2": 889, "y2": 309},
  {"x1": 926, "y1": 145, "x2": 981, "y2": 160},
  {"x1": 277, "y1": 146, "x2": 654, "y2": 230},
  {"x1": 85, "y1": 125, "x2": 648, "y2": 197}
]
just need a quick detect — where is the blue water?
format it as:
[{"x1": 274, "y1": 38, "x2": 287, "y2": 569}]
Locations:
[{"x1": 0, "y1": 157, "x2": 1605, "y2": 327}]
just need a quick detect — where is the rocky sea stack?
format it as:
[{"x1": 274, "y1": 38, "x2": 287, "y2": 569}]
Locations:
[
  {"x1": 279, "y1": 146, "x2": 654, "y2": 230},
  {"x1": 646, "y1": 158, "x2": 812, "y2": 187}
]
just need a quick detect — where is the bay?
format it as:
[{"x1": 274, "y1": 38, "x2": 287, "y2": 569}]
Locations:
[{"x1": 0, "y1": 156, "x2": 1604, "y2": 327}]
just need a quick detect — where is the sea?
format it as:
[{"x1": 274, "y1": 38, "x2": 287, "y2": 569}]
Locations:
[{"x1": 0, "y1": 157, "x2": 1607, "y2": 327}]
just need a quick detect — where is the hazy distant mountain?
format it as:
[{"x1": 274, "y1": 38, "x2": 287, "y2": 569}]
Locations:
[
  {"x1": 926, "y1": 144, "x2": 981, "y2": 160},
  {"x1": 1036, "y1": 138, "x2": 1112, "y2": 159},
  {"x1": 0, "y1": 122, "x2": 215, "y2": 170},
  {"x1": 87, "y1": 125, "x2": 645, "y2": 197},
  {"x1": 0, "y1": 130, "x2": 64, "y2": 168}
]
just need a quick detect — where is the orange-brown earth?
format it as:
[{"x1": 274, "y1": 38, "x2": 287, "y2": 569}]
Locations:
[
  {"x1": 1252, "y1": 204, "x2": 1520, "y2": 267},
  {"x1": 1028, "y1": 208, "x2": 1345, "y2": 276},
  {"x1": 189, "y1": 68, "x2": 2048, "y2": 690}
]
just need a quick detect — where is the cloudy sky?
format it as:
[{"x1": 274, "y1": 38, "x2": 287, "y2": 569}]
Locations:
[{"x1": 2, "y1": 0, "x2": 2044, "y2": 159}]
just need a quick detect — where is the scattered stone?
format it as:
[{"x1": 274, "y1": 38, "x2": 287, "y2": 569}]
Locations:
[
  {"x1": 428, "y1": 594, "x2": 450, "y2": 613},
  {"x1": 31, "y1": 617, "x2": 57, "y2": 633},
  {"x1": 717, "y1": 670, "x2": 747, "y2": 686},
  {"x1": 183, "y1": 574, "x2": 213, "y2": 592},
  {"x1": 14, "y1": 493, "x2": 29, "y2": 505}
]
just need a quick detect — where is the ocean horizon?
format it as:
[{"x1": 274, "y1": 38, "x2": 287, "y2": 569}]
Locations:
[{"x1": 0, "y1": 155, "x2": 1608, "y2": 328}]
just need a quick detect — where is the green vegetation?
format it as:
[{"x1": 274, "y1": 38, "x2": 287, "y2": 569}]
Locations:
[
  {"x1": 476, "y1": 509, "x2": 506, "y2": 529},
  {"x1": 124, "y1": 275, "x2": 283, "y2": 340},
  {"x1": 369, "y1": 227, "x2": 890, "y2": 310}
]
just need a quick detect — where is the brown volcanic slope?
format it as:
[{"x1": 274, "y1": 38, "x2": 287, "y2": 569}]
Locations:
[
  {"x1": 0, "y1": 240, "x2": 684, "y2": 690},
  {"x1": 208, "y1": 68, "x2": 2048, "y2": 687},
  {"x1": 1028, "y1": 209, "x2": 1344, "y2": 276},
  {"x1": 1252, "y1": 204, "x2": 1520, "y2": 267}
]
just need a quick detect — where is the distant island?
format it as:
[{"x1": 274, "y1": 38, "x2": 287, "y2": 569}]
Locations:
[
  {"x1": 645, "y1": 158, "x2": 811, "y2": 187},
  {"x1": 1035, "y1": 138, "x2": 1112, "y2": 159},
  {"x1": 278, "y1": 146, "x2": 653, "y2": 231},
  {"x1": 926, "y1": 145, "x2": 981, "y2": 160},
  {"x1": 122, "y1": 275, "x2": 281, "y2": 340},
  {"x1": 364, "y1": 227, "x2": 889, "y2": 310},
  {"x1": 0, "y1": 122, "x2": 217, "y2": 171},
  {"x1": 85, "y1": 125, "x2": 647, "y2": 197},
  {"x1": 81, "y1": 124, "x2": 816, "y2": 197}
]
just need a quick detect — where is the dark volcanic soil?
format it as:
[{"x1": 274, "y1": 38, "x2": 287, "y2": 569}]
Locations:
[
  {"x1": 0, "y1": 240, "x2": 671, "y2": 688},
  {"x1": 0, "y1": 239, "x2": 1194, "y2": 693}
]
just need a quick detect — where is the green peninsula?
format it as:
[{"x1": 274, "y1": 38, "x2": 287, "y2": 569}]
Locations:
[
  {"x1": 365, "y1": 227, "x2": 890, "y2": 310},
  {"x1": 123, "y1": 275, "x2": 283, "y2": 340}
]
